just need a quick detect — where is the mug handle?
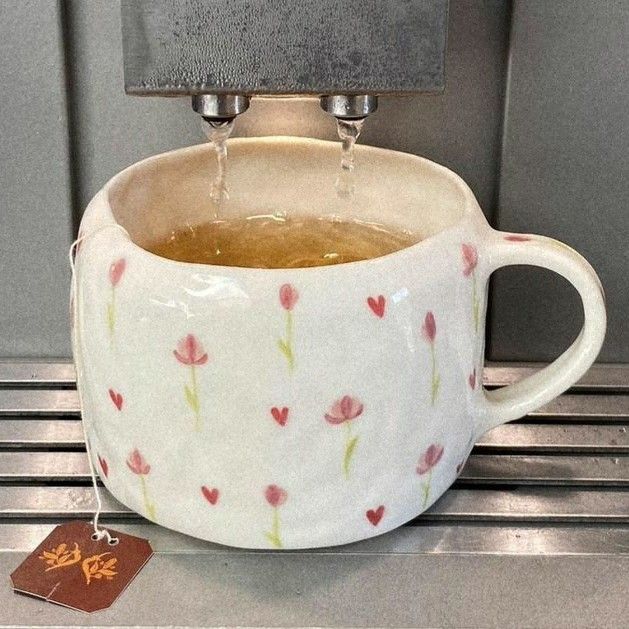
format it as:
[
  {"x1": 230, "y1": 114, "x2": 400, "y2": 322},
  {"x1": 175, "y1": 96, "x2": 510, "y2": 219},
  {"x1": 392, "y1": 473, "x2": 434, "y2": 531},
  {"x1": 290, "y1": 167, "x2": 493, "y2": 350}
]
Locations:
[{"x1": 476, "y1": 231, "x2": 606, "y2": 436}]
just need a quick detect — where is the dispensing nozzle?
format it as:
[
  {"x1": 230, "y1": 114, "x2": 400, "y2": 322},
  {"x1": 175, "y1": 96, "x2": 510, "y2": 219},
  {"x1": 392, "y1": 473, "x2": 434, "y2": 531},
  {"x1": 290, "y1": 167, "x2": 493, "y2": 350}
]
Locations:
[
  {"x1": 320, "y1": 95, "x2": 378, "y2": 120},
  {"x1": 191, "y1": 94, "x2": 251, "y2": 126}
]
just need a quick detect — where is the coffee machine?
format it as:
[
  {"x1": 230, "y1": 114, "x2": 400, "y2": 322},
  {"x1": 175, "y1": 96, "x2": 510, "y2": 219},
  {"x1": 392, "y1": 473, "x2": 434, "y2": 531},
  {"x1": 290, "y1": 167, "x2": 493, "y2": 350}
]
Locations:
[{"x1": 1, "y1": 0, "x2": 627, "y2": 626}]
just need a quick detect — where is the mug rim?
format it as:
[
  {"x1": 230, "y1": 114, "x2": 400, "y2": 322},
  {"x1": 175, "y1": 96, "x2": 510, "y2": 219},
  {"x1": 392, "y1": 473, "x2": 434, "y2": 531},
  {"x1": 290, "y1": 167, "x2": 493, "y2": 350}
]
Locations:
[{"x1": 95, "y1": 136, "x2": 485, "y2": 274}]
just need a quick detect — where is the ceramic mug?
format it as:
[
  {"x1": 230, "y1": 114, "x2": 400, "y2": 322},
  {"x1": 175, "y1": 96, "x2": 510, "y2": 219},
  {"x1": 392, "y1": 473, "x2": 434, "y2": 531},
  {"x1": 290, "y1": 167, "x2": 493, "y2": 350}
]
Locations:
[{"x1": 72, "y1": 137, "x2": 606, "y2": 549}]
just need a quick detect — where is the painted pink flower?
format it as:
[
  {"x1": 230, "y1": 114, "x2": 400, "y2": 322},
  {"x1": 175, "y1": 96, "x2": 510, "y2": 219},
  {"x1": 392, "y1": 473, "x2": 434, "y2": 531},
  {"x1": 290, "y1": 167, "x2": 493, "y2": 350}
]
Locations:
[
  {"x1": 265, "y1": 484, "x2": 288, "y2": 508},
  {"x1": 422, "y1": 311, "x2": 437, "y2": 344},
  {"x1": 325, "y1": 396, "x2": 364, "y2": 478},
  {"x1": 324, "y1": 395, "x2": 364, "y2": 425},
  {"x1": 109, "y1": 259, "x2": 126, "y2": 287},
  {"x1": 422, "y1": 312, "x2": 440, "y2": 404},
  {"x1": 461, "y1": 243, "x2": 478, "y2": 277},
  {"x1": 279, "y1": 284, "x2": 299, "y2": 311},
  {"x1": 126, "y1": 448, "x2": 150, "y2": 475},
  {"x1": 461, "y1": 243, "x2": 481, "y2": 333},
  {"x1": 174, "y1": 334, "x2": 209, "y2": 365},
  {"x1": 278, "y1": 284, "x2": 298, "y2": 372},
  {"x1": 106, "y1": 259, "x2": 126, "y2": 338},
  {"x1": 174, "y1": 334, "x2": 208, "y2": 430},
  {"x1": 264, "y1": 484, "x2": 287, "y2": 548},
  {"x1": 505, "y1": 234, "x2": 531, "y2": 242},
  {"x1": 417, "y1": 443, "x2": 445, "y2": 508},
  {"x1": 126, "y1": 448, "x2": 155, "y2": 519},
  {"x1": 417, "y1": 444, "x2": 444, "y2": 475}
]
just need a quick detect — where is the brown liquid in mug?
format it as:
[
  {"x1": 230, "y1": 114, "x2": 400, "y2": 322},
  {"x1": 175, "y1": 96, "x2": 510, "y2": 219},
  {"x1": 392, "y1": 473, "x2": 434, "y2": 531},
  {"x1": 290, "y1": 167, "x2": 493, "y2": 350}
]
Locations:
[{"x1": 145, "y1": 215, "x2": 418, "y2": 268}]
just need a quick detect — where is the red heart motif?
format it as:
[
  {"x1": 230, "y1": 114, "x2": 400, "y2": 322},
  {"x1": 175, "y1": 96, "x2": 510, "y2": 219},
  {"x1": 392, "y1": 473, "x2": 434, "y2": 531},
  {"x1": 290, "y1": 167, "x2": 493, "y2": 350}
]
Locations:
[
  {"x1": 201, "y1": 486, "x2": 220, "y2": 505},
  {"x1": 108, "y1": 388, "x2": 123, "y2": 411},
  {"x1": 271, "y1": 406, "x2": 289, "y2": 426},
  {"x1": 468, "y1": 369, "x2": 476, "y2": 390},
  {"x1": 366, "y1": 505, "x2": 385, "y2": 526},
  {"x1": 367, "y1": 295, "x2": 386, "y2": 318},
  {"x1": 98, "y1": 455, "x2": 109, "y2": 478}
]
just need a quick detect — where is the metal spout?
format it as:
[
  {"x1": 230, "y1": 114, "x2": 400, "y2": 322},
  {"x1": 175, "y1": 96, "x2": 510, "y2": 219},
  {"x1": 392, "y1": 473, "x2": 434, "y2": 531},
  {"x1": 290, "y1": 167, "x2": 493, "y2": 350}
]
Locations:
[
  {"x1": 320, "y1": 95, "x2": 378, "y2": 120},
  {"x1": 191, "y1": 94, "x2": 250, "y2": 124}
]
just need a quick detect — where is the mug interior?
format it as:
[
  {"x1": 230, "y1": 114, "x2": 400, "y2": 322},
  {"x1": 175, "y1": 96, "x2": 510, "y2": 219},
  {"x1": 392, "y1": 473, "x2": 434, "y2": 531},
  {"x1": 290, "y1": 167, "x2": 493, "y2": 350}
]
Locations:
[{"x1": 107, "y1": 136, "x2": 474, "y2": 252}]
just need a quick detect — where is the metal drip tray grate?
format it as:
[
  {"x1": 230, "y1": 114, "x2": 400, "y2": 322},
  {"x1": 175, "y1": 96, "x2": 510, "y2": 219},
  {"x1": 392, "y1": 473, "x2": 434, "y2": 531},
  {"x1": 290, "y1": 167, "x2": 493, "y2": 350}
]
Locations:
[{"x1": 1, "y1": 362, "x2": 628, "y2": 627}]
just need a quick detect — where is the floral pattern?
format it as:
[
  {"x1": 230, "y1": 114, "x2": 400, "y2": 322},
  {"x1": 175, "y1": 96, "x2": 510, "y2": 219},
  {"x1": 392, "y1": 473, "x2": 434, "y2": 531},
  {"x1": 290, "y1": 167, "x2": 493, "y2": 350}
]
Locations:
[
  {"x1": 277, "y1": 284, "x2": 298, "y2": 372},
  {"x1": 91, "y1": 254, "x2": 483, "y2": 546},
  {"x1": 106, "y1": 258, "x2": 126, "y2": 338},
  {"x1": 422, "y1": 312, "x2": 440, "y2": 405},
  {"x1": 325, "y1": 395, "x2": 364, "y2": 479},
  {"x1": 417, "y1": 444, "x2": 444, "y2": 507},
  {"x1": 174, "y1": 334, "x2": 208, "y2": 431},
  {"x1": 39, "y1": 542, "x2": 81, "y2": 572},
  {"x1": 126, "y1": 448, "x2": 156, "y2": 520},
  {"x1": 264, "y1": 484, "x2": 287, "y2": 548},
  {"x1": 461, "y1": 243, "x2": 480, "y2": 333}
]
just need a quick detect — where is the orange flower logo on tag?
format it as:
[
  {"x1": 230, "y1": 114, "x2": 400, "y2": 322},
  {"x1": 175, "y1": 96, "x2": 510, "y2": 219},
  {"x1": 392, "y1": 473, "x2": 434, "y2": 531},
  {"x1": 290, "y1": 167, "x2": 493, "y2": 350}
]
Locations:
[
  {"x1": 81, "y1": 552, "x2": 118, "y2": 585},
  {"x1": 38, "y1": 542, "x2": 81, "y2": 571},
  {"x1": 39, "y1": 541, "x2": 118, "y2": 584}
]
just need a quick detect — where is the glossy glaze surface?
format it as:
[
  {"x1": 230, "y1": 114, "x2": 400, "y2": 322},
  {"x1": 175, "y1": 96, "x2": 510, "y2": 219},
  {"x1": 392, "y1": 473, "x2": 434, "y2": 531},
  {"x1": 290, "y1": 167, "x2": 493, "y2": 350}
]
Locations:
[{"x1": 72, "y1": 138, "x2": 605, "y2": 548}]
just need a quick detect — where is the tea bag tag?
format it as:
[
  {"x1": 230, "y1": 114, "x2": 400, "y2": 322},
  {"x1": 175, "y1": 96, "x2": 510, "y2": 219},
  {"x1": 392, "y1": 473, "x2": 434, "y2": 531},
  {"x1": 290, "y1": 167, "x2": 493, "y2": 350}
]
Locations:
[{"x1": 10, "y1": 521, "x2": 153, "y2": 613}]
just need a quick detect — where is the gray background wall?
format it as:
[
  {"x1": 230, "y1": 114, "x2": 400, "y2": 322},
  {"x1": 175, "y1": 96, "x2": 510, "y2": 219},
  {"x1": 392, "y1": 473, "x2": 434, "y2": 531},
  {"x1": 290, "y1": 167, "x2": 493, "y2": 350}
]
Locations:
[{"x1": 1, "y1": 0, "x2": 627, "y2": 362}]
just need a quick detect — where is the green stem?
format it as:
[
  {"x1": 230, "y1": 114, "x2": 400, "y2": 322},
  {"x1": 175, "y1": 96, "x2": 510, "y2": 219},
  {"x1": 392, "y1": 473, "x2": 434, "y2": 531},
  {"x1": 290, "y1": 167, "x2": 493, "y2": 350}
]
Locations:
[
  {"x1": 472, "y1": 270, "x2": 479, "y2": 333},
  {"x1": 343, "y1": 422, "x2": 352, "y2": 480},
  {"x1": 190, "y1": 364, "x2": 200, "y2": 431},
  {"x1": 140, "y1": 474, "x2": 155, "y2": 520},
  {"x1": 430, "y1": 343, "x2": 438, "y2": 405},
  {"x1": 286, "y1": 311, "x2": 294, "y2": 372},
  {"x1": 269, "y1": 508, "x2": 282, "y2": 548},
  {"x1": 108, "y1": 286, "x2": 116, "y2": 346},
  {"x1": 421, "y1": 469, "x2": 433, "y2": 508}
]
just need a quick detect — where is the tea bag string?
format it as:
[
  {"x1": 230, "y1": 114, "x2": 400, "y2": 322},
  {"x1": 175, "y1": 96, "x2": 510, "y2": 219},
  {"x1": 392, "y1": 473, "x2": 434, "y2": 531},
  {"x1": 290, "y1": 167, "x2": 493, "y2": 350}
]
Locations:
[{"x1": 69, "y1": 222, "x2": 130, "y2": 545}]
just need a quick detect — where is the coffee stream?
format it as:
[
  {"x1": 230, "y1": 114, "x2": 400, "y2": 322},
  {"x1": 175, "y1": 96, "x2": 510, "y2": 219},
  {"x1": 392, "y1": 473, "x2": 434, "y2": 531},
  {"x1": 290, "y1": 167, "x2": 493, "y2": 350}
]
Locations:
[
  {"x1": 202, "y1": 119, "x2": 234, "y2": 212},
  {"x1": 335, "y1": 118, "x2": 364, "y2": 198},
  {"x1": 149, "y1": 117, "x2": 418, "y2": 268}
]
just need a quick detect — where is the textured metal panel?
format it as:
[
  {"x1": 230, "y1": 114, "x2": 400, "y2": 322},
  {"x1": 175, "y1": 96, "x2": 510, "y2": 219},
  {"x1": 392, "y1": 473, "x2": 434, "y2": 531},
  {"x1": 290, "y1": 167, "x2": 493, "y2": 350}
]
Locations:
[
  {"x1": 0, "y1": 1, "x2": 73, "y2": 359},
  {"x1": 491, "y1": 0, "x2": 629, "y2": 362},
  {"x1": 3, "y1": 553, "x2": 628, "y2": 627},
  {"x1": 121, "y1": 0, "x2": 448, "y2": 94},
  {"x1": 3, "y1": 522, "x2": 628, "y2": 556}
]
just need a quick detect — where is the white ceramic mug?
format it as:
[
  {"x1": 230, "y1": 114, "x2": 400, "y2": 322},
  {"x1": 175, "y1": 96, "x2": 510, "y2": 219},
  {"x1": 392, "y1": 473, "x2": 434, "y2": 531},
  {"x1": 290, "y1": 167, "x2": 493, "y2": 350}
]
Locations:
[{"x1": 72, "y1": 137, "x2": 606, "y2": 549}]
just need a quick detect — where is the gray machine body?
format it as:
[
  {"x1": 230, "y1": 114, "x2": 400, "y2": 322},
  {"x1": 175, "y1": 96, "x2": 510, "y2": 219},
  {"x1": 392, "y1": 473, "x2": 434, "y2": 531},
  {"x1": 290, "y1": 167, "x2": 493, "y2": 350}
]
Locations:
[
  {"x1": 1, "y1": 0, "x2": 628, "y2": 363},
  {"x1": 120, "y1": 0, "x2": 448, "y2": 95}
]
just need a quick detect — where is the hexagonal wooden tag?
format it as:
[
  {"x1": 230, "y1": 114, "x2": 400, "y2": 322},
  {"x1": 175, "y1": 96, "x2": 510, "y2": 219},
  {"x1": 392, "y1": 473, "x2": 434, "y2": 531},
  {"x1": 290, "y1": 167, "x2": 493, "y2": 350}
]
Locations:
[{"x1": 10, "y1": 521, "x2": 152, "y2": 613}]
